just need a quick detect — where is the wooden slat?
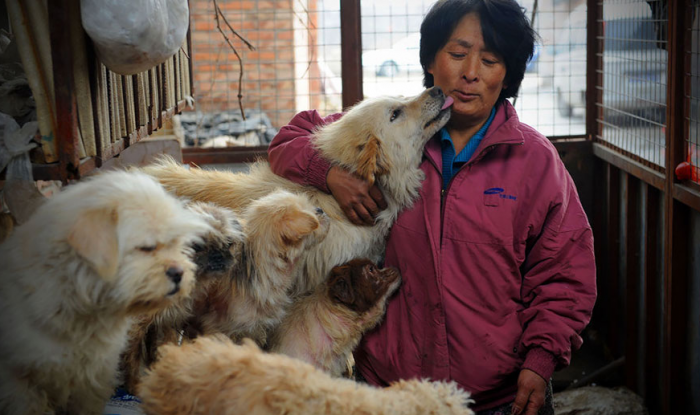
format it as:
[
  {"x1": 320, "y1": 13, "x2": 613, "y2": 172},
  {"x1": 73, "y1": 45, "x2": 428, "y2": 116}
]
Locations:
[
  {"x1": 624, "y1": 175, "x2": 641, "y2": 391},
  {"x1": 123, "y1": 75, "x2": 136, "y2": 145},
  {"x1": 116, "y1": 73, "x2": 127, "y2": 139},
  {"x1": 607, "y1": 164, "x2": 622, "y2": 357},
  {"x1": 643, "y1": 184, "x2": 662, "y2": 413}
]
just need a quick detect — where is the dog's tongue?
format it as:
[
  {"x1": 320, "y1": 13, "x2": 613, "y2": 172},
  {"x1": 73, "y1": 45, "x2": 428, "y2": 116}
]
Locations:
[{"x1": 441, "y1": 96, "x2": 454, "y2": 110}]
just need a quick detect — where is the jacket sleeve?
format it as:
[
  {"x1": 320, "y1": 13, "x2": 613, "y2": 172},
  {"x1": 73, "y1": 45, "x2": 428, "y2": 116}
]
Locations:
[
  {"x1": 268, "y1": 109, "x2": 344, "y2": 193},
  {"x1": 517, "y1": 161, "x2": 597, "y2": 382}
]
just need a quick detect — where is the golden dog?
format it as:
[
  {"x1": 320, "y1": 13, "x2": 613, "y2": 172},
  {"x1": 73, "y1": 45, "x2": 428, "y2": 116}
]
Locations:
[
  {"x1": 140, "y1": 86, "x2": 452, "y2": 296},
  {"x1": 268, "y1": 258, "x2": 401, "y2": 377},
  {"x1": 189, "y1": 189, "x2": 329, "y2": 345},
  {"x1": 138, "y1": 335, "x2": 474, "y2": 415},
  {"x1": 121, "y1": 201, "x2": 245, "y2": 393},
  {"x1": 0, "y1": 171, "x2": 210, "y2": 415}
]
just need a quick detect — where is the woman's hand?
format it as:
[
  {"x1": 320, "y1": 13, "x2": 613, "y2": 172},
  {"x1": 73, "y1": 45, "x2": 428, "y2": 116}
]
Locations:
[
  {"x1": 512, "y1": 369, "x2": 546, "y2": 415},
  {"x1": 326, "y1": 166, "x2": 387, "y2": 226}
]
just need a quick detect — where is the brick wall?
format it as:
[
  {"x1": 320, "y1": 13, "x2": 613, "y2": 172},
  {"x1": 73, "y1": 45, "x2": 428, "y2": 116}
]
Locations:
[{"x1": 189, "y1": 0, "x2": 324, "y2": 129}]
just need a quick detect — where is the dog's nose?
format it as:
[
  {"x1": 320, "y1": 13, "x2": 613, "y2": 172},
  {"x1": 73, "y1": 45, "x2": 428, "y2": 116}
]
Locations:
[
  {"x1": 166, "y1": 266, "x2": 184, "y2": 284},
  {"x1": 315, "y1": 207, "x2": 325, "y2": 215},
  {"x1": 429, "y1": 86, "x2": 444, "y2": 98}
]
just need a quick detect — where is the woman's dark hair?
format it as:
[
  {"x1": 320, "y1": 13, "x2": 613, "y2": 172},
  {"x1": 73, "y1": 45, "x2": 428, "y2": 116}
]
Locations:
[{"x1": 419, "y1": 0, "x2": 537, "y2": 105}]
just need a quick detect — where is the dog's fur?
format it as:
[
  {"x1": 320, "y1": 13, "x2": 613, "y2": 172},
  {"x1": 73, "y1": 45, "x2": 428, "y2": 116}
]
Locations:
[
  {"x1": 268, "y1": 258, "x2": 401, "y2": 377},
  {"x1": 190, "y1": 189, "x2": 329, "y2": 345},
  {"x1": 141, "y1": 87, "x2": 451, "y2": 296},
  {"x1": 138, "y1": 336, "x2": 474, "y2": 415},
  {"x1": 0, "y1": 171, "x2": 211, "y2": 415},
  {"x1": 121, "y1": 201, "x2": 245, "y2": 394}
]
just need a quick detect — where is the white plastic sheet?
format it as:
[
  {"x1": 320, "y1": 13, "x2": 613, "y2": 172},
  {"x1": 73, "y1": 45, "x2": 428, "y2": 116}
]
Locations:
[{"x1": 81, "y1": 0, "x2": 189, "y2": 75}]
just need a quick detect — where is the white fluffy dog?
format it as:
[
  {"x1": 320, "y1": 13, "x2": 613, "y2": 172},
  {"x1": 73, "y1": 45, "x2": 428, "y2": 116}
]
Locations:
[
  {"x1": 141, "y1": 86, "x2": 452, "y2": 296},
  {"x1": 0, "y1": 171, "x2": 211, "y2": 415}
]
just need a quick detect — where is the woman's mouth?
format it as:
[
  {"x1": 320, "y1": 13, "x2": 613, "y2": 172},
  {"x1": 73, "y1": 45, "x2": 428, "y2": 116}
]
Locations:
[{"x1": 454, "y1": 90, "x2": 479, "y2": 101}]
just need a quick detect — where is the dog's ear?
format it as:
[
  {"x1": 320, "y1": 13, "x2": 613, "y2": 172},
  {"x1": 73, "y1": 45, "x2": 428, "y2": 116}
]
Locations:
[
  {"x1": 67, "y1": 207, "x2": 120, "y2": 280},
  {"x1": 329, "y1": 271, "x2": 355, "y2": 307},
  {"x1": 279, "y1": 210, "x2": 319, "y2": 247},
  {"x1": 355, "y1": 135, "x2": 389, "y2": 186}
]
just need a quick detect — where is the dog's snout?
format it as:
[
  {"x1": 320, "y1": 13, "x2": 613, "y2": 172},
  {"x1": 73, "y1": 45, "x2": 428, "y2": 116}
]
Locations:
[
  {"x1": 315, "y1": 207, "x2": 325, "y2": 216},
  {"x1": 166, "y1": 266, "x2": 184, "y2": 283},
  {"x1": 429, "y1": 86, "x2": 444, "y2": 98}
]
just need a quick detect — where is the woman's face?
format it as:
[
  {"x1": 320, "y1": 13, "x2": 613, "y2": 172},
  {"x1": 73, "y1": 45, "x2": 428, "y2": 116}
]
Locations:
[{"x1": 428, "y1": 12, "x2": 507, "y2": 128}]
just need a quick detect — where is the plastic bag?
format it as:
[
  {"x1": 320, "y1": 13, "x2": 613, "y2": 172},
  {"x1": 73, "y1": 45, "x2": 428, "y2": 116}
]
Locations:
[{"x1": 81, "y1": 0, "x2": 189, "y2": 75}]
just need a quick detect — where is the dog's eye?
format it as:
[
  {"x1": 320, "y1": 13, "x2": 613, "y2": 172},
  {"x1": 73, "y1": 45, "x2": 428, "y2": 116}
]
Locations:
[
  {"x1": 138, "y1": 245, "x2": 157, "y2": 253},
  {"x1": 390, "y1": 109, "x2": 401, "y2": 122},
  {"x1": 367, "y1": 265, "x2": 376, "y2": 273},
  {"x1": 192, "y1": 243, "x2": 205, "y2": 253}
]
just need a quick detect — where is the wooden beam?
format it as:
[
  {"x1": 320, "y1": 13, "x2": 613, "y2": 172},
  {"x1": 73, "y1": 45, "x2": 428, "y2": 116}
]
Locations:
[
  {"x1": 585, "y1": 0, "x2": 602, "y2": 140},
  {"x1": 593, "y1": 143, "x2": 666, "y2": 190},
  {"x1": 182, "y1": 146, "x2": 269, "y2": 166},
  {"x1": 48, "y1": 0, "x2": 80, "y2": 182},
  {"x1": 340, "y1": 0, "x2": 362, "y2": 110},
  {"x1": 662, "y1": 0, "x2": 691, "y2": 411}
]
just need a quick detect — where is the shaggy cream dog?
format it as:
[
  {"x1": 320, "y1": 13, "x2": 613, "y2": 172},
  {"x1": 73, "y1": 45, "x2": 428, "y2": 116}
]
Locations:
[
  {"x1": 0, "y1": 171, "x2": 211, "y2": 415},
  {"x1": 268, "y1": 258, "x2": 401, "y2": 377},
  {"x1": 138, "y1": 336, "x2": 474, "y2": 415},
  {"x1": 121, "y1": 201, "x2": 245, "y2": 393},
  {"x1": 141, "y1": 86, "x2": 452, "y2": 296},
  {"x1": 190, "y1": 189, "x2": 329, "y2": 345}
]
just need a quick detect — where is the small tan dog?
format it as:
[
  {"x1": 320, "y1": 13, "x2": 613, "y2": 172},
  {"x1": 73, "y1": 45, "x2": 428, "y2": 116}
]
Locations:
[
  {"x1": 0, "y1": 171, "x2": 211, "y2": 415},
  {"x1": 139, "y1": 335, "x2": 474, "y2": 415},
  {"x1": 268, "y1": 258, "x2": 401, "y2": 377},
  {"x1": 141, "y1": 86, "x2": 452, "y2": 297},
  {"x1": 190, "y1": 189, "x2": 330, "y2": 345},
  {"x1": 121, "y1": 201, "x2": 245, "y2": 393}
]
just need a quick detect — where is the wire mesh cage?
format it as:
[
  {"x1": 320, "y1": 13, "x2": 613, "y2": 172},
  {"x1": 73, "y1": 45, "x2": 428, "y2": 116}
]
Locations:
[{"x1": 595, "y1": 0, "x2": 668, "y2": 170}]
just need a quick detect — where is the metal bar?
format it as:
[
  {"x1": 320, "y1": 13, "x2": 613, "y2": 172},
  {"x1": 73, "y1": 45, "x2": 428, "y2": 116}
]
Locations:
[
  {"x1": 340, "y1": 0, "x2": 362, "y2": 109},
  {"x1": 586, "y1": 0, "x2": 602, "y2": 140},
  {"x1": 662, "y1": 0, "x2": 690, "y2": 411},
  {"x1": 48, "y1": 0, "x2": 80, "y2": 182},
  {"x1": 593, "y1": 143, "x2": 666, "y2": 190}
]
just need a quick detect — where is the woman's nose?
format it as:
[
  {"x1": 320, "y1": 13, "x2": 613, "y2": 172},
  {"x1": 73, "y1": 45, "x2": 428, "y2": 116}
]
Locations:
[{"x1": 462, "y1": 56, "x2": 479, "y2": 82}]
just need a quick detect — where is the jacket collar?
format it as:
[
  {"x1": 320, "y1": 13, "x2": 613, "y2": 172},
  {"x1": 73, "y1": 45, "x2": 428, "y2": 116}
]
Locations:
[{"x1": 425, "y1": 100, "x2": 524, "y2": 167}]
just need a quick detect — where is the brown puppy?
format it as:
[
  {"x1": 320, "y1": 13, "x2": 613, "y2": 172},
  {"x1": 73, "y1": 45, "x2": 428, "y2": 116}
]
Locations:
[
  {"x1": 121, "y1": 202, "x2": 245, "y2": 393},
  {"x1": 268, "y1": 258, "x2": 400, "y2": 377},
  {"x1": 139, "y1": 336, "x2": 474, "y2": 415},
  {"x1": 190, "y1": 189, "x2": 329, "y2": 346}
]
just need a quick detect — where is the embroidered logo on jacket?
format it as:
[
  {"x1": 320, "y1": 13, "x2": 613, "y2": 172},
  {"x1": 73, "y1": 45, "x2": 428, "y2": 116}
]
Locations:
[{"x1": 484, "y1": 187, "x2": 517, "y2": 200}]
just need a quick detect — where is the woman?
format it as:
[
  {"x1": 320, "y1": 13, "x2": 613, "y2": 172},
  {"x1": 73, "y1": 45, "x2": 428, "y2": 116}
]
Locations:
[{"x1": 268, "y1": 1, "x2": 597, "y2": 414}]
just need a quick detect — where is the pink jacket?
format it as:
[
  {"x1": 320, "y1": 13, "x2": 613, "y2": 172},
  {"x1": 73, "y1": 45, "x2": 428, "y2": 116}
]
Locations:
[{"x1": 268, "y1": 101, "x2": 596, "y2": 411}]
